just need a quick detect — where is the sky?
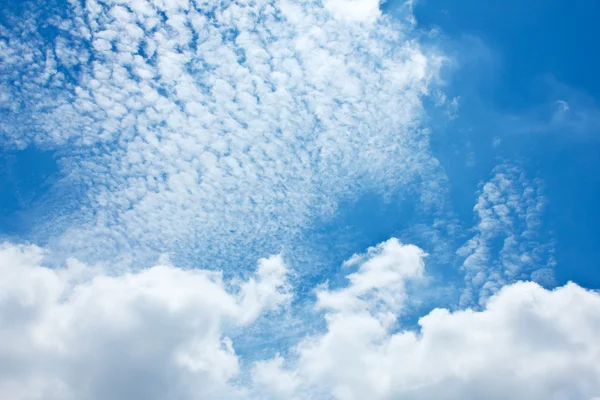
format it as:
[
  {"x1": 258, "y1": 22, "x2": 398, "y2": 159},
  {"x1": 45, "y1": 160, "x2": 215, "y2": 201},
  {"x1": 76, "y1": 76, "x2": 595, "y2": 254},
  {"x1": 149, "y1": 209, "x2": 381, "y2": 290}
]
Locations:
[
  {"x1": 1, "y1": 0, "x2": 600, "y2": 399},
  {"x1": 411, "y1": 0, "x2": 600, "y2": 288}
]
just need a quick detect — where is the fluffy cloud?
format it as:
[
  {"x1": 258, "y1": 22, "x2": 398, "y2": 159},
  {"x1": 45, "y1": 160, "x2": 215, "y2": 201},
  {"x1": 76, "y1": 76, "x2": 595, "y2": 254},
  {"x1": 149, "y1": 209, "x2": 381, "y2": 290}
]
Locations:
[
  {"x1": 253, "y1": 241, "x2": 600, "y2": 400},
  {"x1": 0, "y1": 242, "x2": 289, "y2": 400},
  {"x1": 2, "y1": 239, "x2": 599, "y2": 400},
  {"x1": 316, "y1": 238, "x2": 425, "y2": 313}
]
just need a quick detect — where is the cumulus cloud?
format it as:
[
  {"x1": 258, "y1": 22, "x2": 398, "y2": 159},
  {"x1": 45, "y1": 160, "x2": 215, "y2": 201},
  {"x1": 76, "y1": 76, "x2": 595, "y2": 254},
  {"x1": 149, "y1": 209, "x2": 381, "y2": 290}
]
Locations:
[
  {"x1": 0, "y1": 242, "x2": 290, "y2": 400},
  {"x1": 252, "y1": 242, "x2": 600, "y2": 400},
  {"x1": 2, "y1": 239, "x2": 598, "y2": 400},
  {"x1": 316, "y1": 238, "x2": 425, "y2": 313},
  {"x1": 0, "y1": 0, "x2": 446, "y2": 267}
]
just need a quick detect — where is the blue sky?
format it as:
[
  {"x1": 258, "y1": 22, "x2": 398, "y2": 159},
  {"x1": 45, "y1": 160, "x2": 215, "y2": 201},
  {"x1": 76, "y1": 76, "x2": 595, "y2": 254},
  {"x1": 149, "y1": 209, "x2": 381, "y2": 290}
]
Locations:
[
  {"x1": 1, "y1": 0, "x2": 600, "y2": 398},
  {"x1": 411, "y1": 0, "x2": 600, "y2": 288}
]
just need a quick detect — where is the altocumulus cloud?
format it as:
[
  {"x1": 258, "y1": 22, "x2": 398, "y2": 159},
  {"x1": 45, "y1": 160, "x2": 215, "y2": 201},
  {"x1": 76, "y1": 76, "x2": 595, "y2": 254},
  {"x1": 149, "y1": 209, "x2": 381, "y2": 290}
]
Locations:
[
  {"x1": 1, "y1": 0, "x2": 446, "y2": 266},
  {"x1": 458, "y1": 164, "x2": 557, "y2": 307},
  {"x1": 1, "y1": 239, "x2": 600, "y2": 400}
]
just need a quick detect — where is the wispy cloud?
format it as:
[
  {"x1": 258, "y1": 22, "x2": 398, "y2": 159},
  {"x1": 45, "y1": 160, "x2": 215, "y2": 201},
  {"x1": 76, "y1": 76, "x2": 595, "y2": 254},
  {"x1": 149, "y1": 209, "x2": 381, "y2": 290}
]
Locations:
[{"x1": 509, "y1": 77, "x2": 600, "y2": 139}]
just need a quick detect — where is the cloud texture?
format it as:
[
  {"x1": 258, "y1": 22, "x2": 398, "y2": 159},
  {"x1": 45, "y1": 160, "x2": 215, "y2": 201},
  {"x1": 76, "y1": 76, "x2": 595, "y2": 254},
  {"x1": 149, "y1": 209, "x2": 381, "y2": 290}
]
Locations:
[
  {"x1": 2, "y1": 1, "x2": 598, "y2": 399},
  {"x1": 1, "y1": 240, "x2": 599, "y2": 400},
  {"x1": 458, "y1": 164, "x2": 556, "y2": 306},
  {"x1": 1, "y1": 0, "x2": 446, "y2": 266}
]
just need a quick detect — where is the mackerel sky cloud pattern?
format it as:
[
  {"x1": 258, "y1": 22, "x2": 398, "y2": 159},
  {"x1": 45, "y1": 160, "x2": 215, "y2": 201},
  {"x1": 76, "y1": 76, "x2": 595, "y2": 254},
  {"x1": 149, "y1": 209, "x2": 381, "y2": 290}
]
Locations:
[{"x1": 2, "y1": 0, "x2": 444, "y2": 266}]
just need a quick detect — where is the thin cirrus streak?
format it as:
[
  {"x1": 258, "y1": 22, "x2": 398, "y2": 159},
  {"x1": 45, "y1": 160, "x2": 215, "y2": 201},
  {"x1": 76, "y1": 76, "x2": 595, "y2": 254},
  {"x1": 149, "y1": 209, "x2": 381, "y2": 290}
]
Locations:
[{"x1": 1, "y1": 0, "x2": 448, "y2": 268}]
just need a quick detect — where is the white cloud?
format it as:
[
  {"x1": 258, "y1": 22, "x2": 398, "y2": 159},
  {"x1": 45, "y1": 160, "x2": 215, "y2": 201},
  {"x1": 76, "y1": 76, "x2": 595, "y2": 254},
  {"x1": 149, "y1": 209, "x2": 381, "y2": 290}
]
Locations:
[
  {"x1": 556, "y1": 99, "x2": 570, "y2": 112},
  {"x1": 457, "y1": 164, "x2": 556, "y2": 306},
  {"x1": 1, "y1": 239, "x2": 599, "y2": 400},
  {"x1": 238, "y1": 254, "x2": 291, "y2": 324},
  {"x1": 0, "y1": 0, "x2": 446, "y2": 268},
  {"x1": 0, "y1": 242, "x2": 289, "y2": 400},
  {"x1": 324, "y1": 0, "x2": 381, "y2": 22},
  {"x1": 252, "y1": 355, "x2": 300, "y2": 398},
  {"x1": 4, "y1": 3, "x2": 597, "y2": 399},
  {"x1": 316, "y1": 238, "x2": 425, "y2": 313},
  {"x1": 253, "y1": 243, "x2": 600, "y2": 400}
]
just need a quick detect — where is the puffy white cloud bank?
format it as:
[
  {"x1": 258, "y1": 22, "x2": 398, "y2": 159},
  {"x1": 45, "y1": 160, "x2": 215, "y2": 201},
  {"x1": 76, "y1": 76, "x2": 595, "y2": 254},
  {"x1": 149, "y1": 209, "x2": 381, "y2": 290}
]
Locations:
[
  {"x1": 0, "y1": 241, "x2": 290, "y2": 399},
  {"x1": 1, "y1": 239, "x2": 599, "y2": 400}
]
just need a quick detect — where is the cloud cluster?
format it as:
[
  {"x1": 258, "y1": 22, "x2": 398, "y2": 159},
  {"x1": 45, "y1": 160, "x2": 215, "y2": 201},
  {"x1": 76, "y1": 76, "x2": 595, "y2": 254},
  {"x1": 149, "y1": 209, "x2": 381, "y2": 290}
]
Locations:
[
  {"x1": 1, "y1": 239, "x2": 599, "y2": 400},
  {"x1": 2, "y1": 2, "x2": 592, "y2": 399},
  {"x1": 458, "y1": 164, "x2": 556, "y2": 306},
  {"x1": 256, "y1": 280, "x2": 600, "y2": 400},
  {"x1": 253, "y1": 240, "x2": 600, "y2": 400},
  {"x1": 0, "y1": 241, "x2": 289, "y2": 399},
  {"x1": 1, "y1": 0, "x2": 447, "y2": 267}
]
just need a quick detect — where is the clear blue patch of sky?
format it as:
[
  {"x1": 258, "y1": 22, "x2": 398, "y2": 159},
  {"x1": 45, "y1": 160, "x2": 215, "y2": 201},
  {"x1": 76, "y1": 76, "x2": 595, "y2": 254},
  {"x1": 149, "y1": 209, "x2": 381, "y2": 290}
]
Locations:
[
  {"x1": 409, "y1": 0, "x2": 600, "y2": 110},
  {"x1": 0, "y1": 147, "x2": 59, "y2": 236}
]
